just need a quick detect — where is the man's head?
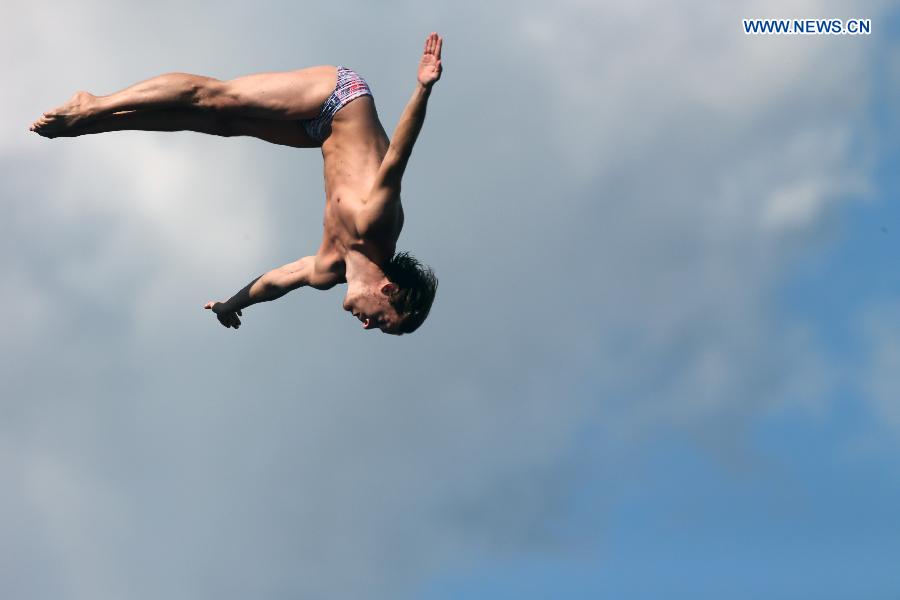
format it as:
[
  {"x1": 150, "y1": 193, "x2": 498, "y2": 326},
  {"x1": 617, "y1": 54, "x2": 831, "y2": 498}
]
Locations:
[
  {"x1": 342, "y1": 252, "x2": 438, "y2": 335},
  {"x1": 382, "y1": 251, "x2": 438, "y2": 334}
]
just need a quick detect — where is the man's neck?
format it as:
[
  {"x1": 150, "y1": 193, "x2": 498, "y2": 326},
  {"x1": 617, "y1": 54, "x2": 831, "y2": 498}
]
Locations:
[{"x1": 344, "y1": 250, "x2": 388, "y2": 288}]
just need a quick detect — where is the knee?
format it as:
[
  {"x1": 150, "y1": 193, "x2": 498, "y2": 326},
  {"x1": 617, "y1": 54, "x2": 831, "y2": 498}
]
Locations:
[{"x1": 194, "y1": 78, "x2": 230, "y2": 112}]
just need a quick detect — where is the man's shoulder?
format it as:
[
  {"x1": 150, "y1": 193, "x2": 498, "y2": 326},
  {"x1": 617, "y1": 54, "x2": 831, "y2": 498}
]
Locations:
[
  {"x1": 357, "y1": 196, "x2": 404, "y2": 243},
  {"x1": 310, "y1": 253, "x2": 345, "y2": 289}
]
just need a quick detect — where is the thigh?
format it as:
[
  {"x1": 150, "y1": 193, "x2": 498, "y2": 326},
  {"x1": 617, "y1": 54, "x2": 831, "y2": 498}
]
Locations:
[
  {"x1": 213, "y1": 65, "x2": 338, "y2": 120},
  {"x1": 224, "y1": 115, "x2": 321, "y2": 148}
]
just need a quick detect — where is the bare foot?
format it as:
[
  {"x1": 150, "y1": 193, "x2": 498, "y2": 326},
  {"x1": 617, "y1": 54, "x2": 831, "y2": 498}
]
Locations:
[{"x1": 30, "y1": 91, "x2": 99, "y2": 138}]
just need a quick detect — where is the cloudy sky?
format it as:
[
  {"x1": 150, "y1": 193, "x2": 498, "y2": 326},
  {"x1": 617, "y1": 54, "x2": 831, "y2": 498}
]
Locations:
[{"x1": 3, "y1": 0, "x2": 900, "y2": 598}]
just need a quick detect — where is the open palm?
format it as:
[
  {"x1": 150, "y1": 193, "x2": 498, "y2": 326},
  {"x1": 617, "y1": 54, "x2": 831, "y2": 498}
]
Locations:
[
  {"x1": 417, "y1": 32, "x2": 443, "y2": 87},
  {"x1": 204, "y1": 301, "x2": 243, "y2": 329}
]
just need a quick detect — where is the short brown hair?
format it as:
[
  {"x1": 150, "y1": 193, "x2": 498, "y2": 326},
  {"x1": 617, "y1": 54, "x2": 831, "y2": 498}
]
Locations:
[{"x1": 383, "y1": 251, "x2": 438, "y2": 334}]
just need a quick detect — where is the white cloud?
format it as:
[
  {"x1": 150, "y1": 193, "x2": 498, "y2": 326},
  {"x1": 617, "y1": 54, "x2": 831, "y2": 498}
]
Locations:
[{"x1": 1, "y1": 0, "x2": 893, "y2": 598}]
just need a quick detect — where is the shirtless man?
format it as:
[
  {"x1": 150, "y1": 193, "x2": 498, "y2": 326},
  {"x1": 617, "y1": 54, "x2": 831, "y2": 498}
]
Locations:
[{"x1": 30, "y1": 33, "x2": 442, "y2": 335}]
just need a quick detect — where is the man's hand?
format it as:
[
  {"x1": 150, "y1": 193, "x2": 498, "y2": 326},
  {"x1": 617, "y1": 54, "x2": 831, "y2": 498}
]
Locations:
[
  {"x1": 417, "y1": 32, "x2": 443, "y2": 88},
  {"x1": 204, "y1": 301, "x2": 243, "y2": 329}
]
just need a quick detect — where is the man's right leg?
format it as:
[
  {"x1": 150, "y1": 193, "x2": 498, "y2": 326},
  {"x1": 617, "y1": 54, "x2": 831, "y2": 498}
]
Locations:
[
  {"x1": 60, "y1": 108, "x2": 320, "y2": 148},
  {"x1": 31, "y1": 65, "x2": 337, "y2": 136}
]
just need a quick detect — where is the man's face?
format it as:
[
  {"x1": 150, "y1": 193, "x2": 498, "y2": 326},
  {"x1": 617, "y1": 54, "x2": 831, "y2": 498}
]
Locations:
[{"x1": 343, "y1": 284, "x2": 403, "y2": 334}]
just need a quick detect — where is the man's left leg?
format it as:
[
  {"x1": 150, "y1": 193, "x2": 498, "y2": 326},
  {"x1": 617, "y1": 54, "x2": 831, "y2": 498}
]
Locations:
[{"x1": 31, "y1": 65, "x2": 338, "y2": 136}]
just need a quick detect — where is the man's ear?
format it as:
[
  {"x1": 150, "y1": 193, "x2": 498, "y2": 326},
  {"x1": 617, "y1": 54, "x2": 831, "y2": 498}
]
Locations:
[{"x1": 381, "y1": 283, "x2": 397, "y2": 296}]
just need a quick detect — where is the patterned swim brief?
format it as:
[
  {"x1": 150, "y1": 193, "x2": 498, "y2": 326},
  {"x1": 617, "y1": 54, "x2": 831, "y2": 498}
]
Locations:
[{"x1": 300, "y1": 66, "x2": 373, "y2": 142}]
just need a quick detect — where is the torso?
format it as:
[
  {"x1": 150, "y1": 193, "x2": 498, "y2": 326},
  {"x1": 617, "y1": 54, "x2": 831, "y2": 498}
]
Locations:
[{"x1": 313, "y1": 95, "x2": 403, "y2": 283}]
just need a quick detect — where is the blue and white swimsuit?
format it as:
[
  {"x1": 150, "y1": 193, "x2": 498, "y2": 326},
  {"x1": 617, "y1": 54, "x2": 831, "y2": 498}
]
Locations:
[{"x1": 300, "y1": 66, "x2": 373, "y2": 142}]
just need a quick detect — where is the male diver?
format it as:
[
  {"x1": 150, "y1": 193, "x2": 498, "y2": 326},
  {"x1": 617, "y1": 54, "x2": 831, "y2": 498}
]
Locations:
[{"x1": 30, "y1": 33, "x2": 443, "y2": 335}]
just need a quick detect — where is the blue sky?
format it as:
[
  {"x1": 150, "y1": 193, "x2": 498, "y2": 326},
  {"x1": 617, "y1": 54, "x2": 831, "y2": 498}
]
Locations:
[
  {"x1": 3, "y1": 1, "x2": 900, "y2": 599},
  {"x1": 431, "y1": 8, "x2": 900, "y2": 597}
]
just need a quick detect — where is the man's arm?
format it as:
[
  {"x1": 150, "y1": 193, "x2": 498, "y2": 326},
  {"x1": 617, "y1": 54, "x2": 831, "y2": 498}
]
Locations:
[
  {"x1": 359, "y1": 33, "x2": 443, "y2": 233},
  {"x1": 204, "y1": 256, "x2": 337, "y2": 329}
]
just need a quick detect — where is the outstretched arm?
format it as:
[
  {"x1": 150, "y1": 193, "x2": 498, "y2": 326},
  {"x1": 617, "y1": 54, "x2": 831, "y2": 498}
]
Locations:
[
  {"x1": 204, "y1": 256, "x2": 337, "y2": 329},
  {"x1": 385, "y1": 33, "x2": 443, "y2": 180},
  {"x1": 359, "y1": 33, "x2": 442, "y2": 233}
]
